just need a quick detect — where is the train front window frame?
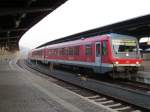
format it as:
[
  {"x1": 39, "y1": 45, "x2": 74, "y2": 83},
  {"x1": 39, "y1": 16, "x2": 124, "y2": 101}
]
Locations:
[{"x1": 112, "y1": 39, "x2": 138, "y2": 53}]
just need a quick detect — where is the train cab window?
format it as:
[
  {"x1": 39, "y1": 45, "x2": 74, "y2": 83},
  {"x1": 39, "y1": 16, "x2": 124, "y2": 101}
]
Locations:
[
  {"x1": 96, "y1": 43, "x2": 100, "y2": 57},
  {"x1": 85, "y1": 44, "x2": 92, "y2": 56},
  {"x1": 102, "y1": 41, "x2": 107, "y2": 55}
]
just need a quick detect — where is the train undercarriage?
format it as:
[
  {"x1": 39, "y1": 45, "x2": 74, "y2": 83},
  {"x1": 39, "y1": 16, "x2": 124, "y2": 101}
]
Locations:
[{"x1": 109, "y1": 65, "x2": 143, "y2": 79}]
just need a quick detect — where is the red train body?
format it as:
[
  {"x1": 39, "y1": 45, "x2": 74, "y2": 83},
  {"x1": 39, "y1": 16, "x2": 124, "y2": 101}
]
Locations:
[{"x1": 28, "y1": 33, "x2": 142, "y2": 74}]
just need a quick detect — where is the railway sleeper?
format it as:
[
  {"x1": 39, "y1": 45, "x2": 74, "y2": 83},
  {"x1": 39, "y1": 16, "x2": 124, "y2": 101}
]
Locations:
[
  {"x1": 113, "y1": 106, "x2": 131, "y2": 111},
  {"x1": 107, "y1": 103, "x2": 122, "y2": 108},
  {"x1": 100, "y1": 100, "x2": 114, "y2": 104}
]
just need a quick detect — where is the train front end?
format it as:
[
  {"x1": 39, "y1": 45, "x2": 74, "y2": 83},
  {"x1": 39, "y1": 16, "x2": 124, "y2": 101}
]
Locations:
[{"x1": 110, "y1": 34, "x2": 143, "y2": 75}]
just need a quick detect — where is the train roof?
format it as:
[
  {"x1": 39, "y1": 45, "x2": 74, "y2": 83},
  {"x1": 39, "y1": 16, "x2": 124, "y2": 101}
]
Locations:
[
  {"x1": 45, "y1": 33, "x2": 137, "y2": 49},
  {"x1": 109, "y1": 33, "x2": 137, "y2": 39},
  {"x1": 45, "y1": 34, "x2": 107, "y2": 49},
  {"x1": 32, "y1": 33, "x2": 138, "y2": 51}
]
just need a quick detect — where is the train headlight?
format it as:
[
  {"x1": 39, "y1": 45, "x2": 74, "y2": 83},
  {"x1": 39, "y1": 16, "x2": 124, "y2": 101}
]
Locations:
[
  {"x1": 115, "y1": 61, "x2": 119, "y2": 64},
  {"x1": 136, "y1": 61, "x2": 139, "y2": 64}
]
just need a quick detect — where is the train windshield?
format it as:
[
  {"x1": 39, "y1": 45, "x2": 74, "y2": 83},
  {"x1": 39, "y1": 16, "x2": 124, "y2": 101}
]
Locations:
[
  {"x1": 112, "y1": 39, "x2": 137, "y2": 52},
  {"x1": 112, "y1": 39, "x2": 139, "y2": 58}
]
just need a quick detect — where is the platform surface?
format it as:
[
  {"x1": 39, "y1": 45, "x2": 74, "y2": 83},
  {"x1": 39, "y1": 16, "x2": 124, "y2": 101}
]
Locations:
[{"x1": 0, "y1": 60, "x2": 112, "y2": 112}]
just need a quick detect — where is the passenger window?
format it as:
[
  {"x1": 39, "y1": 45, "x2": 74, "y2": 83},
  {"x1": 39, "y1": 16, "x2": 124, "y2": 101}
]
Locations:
[
  {"x1": 59, "y1": 49, "x2": 62, "y2": 56},
  {"x1": 64, "y1": 48, "x2": 68, "y2": 56},
  {"x1": 62, "y1": 48, "x2": 65, "y2": 56},
  {"x1": 69, "y1": 47, "x2": 73, "y2": 55},
  {"x1": 48, "y1": 49, "x2": 52, "y2": 56},
  {"x1": 102, "y1": 41, "x2": 107, "y2": 55},
  {"x1": 85, "y1": 44, "x2": 92, "y2": 56},
  {"x1": 74, "y1": 46, "x2": 80, "y2": 56}
]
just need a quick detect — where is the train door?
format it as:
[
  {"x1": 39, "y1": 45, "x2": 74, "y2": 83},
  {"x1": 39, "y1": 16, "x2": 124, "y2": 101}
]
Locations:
[
  {"x1": 101, "y1": 40, "x2": 108, "y2": 63},
  {"x1": 95, "y1": 42, "x2": 101, "y2": 65}
]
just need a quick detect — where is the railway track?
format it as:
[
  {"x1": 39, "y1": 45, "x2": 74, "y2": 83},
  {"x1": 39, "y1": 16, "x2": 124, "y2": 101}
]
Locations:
[
  {"x1": 19, "y1": 60, "x2": 150, "y2": 112},
  {"x1": 89, "y1": 78, "x2": 150, "y2": 95},
  {"x1": 112, "y1": 80, "x2": 150, "y2": 94}
]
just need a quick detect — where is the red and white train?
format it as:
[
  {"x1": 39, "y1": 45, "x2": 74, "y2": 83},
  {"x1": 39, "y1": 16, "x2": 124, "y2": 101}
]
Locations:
[{"x1": 28, "y1": 33, "x2": 142, "y2": 75}]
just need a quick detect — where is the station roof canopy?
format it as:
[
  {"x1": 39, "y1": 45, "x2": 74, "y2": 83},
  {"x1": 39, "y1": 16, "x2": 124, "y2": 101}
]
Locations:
[
  {"x1": 38, "y1": 14, "x2": 150, "y2": 48},
  {"x1": 0, "y1": 0, "x2": 66, "y2": 51}
]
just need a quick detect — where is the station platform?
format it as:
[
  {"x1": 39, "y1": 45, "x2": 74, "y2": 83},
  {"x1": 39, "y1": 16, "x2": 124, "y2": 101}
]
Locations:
[{"x1": 0, "y1": 60, "x2": 113, "y2": 112}]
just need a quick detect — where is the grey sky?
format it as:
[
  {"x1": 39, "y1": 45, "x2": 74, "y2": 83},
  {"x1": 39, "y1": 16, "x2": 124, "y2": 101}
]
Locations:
[{"x1": 19, "y1": 0, "x2": 150, "y2": 49}]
